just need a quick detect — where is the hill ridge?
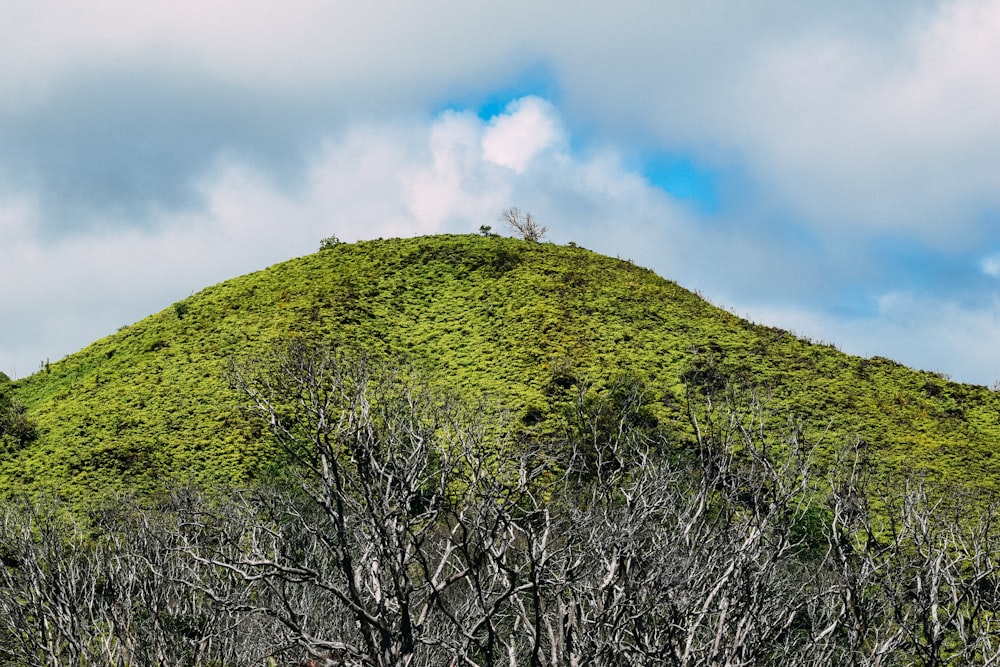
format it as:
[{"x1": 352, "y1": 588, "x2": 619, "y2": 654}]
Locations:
[{"x1": 8, "y1": 234, "x2": 1000, "y2": 497}]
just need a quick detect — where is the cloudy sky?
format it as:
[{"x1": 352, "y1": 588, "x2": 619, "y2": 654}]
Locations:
[{"x1": 3, "y1": 1, "x2": 1000, "y2": 385}]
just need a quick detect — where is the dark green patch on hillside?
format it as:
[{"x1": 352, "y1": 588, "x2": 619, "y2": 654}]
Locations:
[{"x1": 8, "y1": 234, "x2": 1000, "y2": 498}]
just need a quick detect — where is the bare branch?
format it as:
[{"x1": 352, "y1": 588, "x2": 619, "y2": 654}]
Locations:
[{"x1": 500, "y1": 207, "x2": 547, "y2": 242}]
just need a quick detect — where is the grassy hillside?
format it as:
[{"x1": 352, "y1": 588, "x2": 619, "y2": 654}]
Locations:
[{"x1": 8, "y1": 234, "x2": 1000, "y2": 498}]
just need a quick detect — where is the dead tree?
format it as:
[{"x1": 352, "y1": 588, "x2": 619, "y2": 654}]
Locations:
[
  {"x1": 500, "y1": 207, "x2": 547, "y2": 242},
  {"x1": 226, "y1": 343, "x2": 556, "y2": 666}
]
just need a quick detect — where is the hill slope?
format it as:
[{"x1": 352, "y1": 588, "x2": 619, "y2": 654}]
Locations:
[{"x1": 8, "y1": 234, "x2": 1000, "y2": 498}]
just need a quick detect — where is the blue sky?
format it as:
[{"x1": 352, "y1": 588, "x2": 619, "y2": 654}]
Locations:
[{"x1": 3, "y1": 0, "x2": 1000, "y2": 385}]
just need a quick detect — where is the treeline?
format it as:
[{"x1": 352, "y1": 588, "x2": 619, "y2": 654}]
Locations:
[{"x1": 1, "y1": 344, "x2": 999, "y2": 665}]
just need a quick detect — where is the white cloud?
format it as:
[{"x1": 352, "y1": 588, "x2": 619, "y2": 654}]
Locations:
[
  {"x1": 6, "y1": 1, "x2": 997, "y2": 246},
  {"x1": 717, "y1": 0, "x2": 1000, "y2": 243},
  {"x1": 982, "y1": 255, "x2": 1000, "y2": 278},
  {"x1": 740, "y1": 292, "x2": 1000, "y2": 387},
  {"x1": 0, "y1": 1, "x2": 528, "y2": 112},
  {"x1": 482, "y1": 97, "x2": 562, "y2": 173},
  {"x1": 0, "y1": 98, "x2": 699, "y2": 378}
]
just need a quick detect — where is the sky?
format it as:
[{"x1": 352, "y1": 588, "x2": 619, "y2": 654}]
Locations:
[{"x1": 3, "y1": 1, "x2": 1000, "y2": 385}]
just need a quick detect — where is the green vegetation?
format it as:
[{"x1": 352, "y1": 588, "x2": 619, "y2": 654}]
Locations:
[
  {"x1": 6, "y1": 234, "x2": 1000, "y2": 499},
  {"x1": 0, "y1": 374, "x2": 34, "y2": 456}
]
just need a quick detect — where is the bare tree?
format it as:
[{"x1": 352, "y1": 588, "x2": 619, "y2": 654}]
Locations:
[
  {"x1": 0, "y1": 493, "x2": 293, "y2": 667},
  {"x1": 500, "y1": 207, "x2": 547, "y2": 242},
  {"x1": 7, "y1": 346, "x2": 1000, "y2": 665},
  {"x1": 824, "y1": 453, "x2": 1000, "y2": 666},
  {"x1": 546, "y1": 379, "x2": 850, "y2": 666},
  {"x1": 226, "y1": 343, "x2": 559, "y2": 666},
  {"x1": 221, "y1": 346, "x2": 857, "y2": 666}
]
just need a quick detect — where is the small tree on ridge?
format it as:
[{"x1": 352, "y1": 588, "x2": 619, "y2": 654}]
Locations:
[{"x1": 501, "y1": 207, "x2": 547, "y2": 241}]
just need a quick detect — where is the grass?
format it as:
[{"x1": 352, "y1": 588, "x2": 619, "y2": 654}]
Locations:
[{"x1": 8, "y1": 234, "x2": 1000, "y2": 499}]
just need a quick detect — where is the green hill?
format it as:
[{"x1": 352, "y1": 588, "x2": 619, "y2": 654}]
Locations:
[{"x1": 7, "y1": 234, "x2": 1000, "y2": 498}]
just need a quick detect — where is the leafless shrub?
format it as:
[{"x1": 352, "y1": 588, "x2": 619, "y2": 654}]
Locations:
[{"x1": 500, "y1": 207, "x2": 547, "y2": 241}]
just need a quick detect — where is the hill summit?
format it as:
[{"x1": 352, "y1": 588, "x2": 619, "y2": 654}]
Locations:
[{"x1": 8, "y1": 234, "x2": 1000, "y2": 497}]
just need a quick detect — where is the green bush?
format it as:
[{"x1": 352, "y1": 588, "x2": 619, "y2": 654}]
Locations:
[
  {"x1": 319, "y1": 235, "x2": 340, "y2": 250},
  {"x1": 0, "y1": 381, "x2": 35, "y2": 453}
]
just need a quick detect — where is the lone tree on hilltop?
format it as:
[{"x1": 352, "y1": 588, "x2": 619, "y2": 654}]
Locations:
[{"x1": 501, "y1": 207, "x2": 547, "y2": 241}]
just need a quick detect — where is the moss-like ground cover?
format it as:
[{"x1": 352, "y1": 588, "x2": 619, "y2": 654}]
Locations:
[{"x1": 8, "y1": 234, "x2": 1000, "y2": 499}]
